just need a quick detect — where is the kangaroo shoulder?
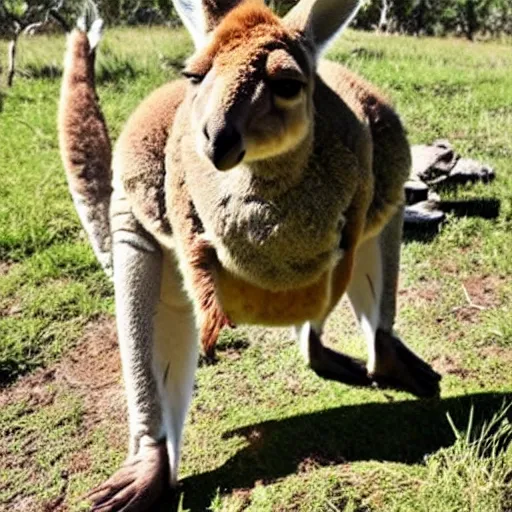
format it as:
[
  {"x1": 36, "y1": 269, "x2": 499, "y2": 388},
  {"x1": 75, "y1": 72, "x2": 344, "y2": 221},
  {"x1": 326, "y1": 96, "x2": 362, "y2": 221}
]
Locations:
[
  {"x1": 112, "y1": 80, "x2": 187, "y2": 243},
  {"x1": 318, "y1": 59, "x2": 411, "y2": 235}
]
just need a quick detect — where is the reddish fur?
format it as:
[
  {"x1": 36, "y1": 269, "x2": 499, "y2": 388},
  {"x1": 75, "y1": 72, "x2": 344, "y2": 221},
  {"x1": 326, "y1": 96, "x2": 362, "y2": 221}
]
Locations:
[
  {"x1": 192, "y1": 2, "x2": 289, "y2": 70},
  {"x1": 212, "y1": 0, "x2": 279, "y2": 44},
  {"x1": 189, "y1": 239, "x2": 234, "y2": 357},
  {"x1": 112, "y1": 3, "x2": 409, "y2": 357},
  {"x1": 59, "y1": 30, "x2": 112, "y2": 201}
]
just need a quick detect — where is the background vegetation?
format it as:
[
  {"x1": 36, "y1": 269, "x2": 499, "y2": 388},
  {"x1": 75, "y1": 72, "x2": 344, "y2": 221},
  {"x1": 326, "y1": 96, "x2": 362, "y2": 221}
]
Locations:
[
  {"x1": 0, "y1": 18, "x2": 511, "y2": 512},
  {"x1": 1, "y1": 0, "x2": 512, "y2": 37}
]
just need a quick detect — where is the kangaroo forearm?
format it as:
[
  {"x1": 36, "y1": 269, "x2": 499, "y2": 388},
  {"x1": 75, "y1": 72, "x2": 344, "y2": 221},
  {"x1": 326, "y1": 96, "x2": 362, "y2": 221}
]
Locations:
[{"x1": 167, "y1": 167, "x2": 231, "y2": 357}]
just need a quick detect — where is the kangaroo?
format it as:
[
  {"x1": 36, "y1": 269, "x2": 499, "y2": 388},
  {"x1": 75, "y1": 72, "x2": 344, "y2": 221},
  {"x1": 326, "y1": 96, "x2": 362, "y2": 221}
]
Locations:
[{"x1": 59, "y1": 0, "x2": 441, "y2": 509}]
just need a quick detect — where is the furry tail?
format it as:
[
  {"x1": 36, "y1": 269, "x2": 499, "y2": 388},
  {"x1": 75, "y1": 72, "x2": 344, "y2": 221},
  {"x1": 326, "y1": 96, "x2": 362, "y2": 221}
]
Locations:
[{"x1": 58, "y1": 0, "x2": 113, "y2": 277}]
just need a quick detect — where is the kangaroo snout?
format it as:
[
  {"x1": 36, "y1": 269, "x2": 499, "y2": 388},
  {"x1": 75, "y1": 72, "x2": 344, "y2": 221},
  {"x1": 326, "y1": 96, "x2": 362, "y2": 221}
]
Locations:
[{"x1": 203, "y1": 122, "x2": 246, "y2": 171}]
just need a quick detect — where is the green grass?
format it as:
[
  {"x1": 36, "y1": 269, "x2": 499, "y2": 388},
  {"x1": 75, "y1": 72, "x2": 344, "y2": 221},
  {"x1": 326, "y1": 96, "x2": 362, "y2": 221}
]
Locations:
[{"x1": 0, "y1": 27, "x2": 511, "y2": 511}]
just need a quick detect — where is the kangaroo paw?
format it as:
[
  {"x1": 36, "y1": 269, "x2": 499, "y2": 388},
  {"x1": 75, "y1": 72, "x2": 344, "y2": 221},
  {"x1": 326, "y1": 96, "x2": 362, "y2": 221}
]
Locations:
[
  {"x1": 308, "y1": 329, "x2": 373, "y2": 387},
  {"x1": 370, "y1": 329, "x2": 441, "y2": 398},
  {"x1": 85, "y1": 442, "x2": 168, "y2": 512}
]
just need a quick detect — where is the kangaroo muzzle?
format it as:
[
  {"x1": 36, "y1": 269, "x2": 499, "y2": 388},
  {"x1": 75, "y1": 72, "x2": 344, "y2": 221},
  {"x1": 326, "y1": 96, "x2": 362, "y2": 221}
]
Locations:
[{"x1": 203, "y1": 122, "x2": 246, "y2": 171}]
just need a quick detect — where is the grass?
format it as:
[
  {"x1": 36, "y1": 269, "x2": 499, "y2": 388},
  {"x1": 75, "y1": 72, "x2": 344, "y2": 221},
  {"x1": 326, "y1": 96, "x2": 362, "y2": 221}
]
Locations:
[{"x1": 0, "y1": 26, "x2": 511, "y2": 511}]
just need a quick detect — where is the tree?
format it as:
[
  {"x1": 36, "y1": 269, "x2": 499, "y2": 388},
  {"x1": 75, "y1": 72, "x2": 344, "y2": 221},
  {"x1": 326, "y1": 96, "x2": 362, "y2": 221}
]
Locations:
[
  {"x1": 0, "y1": 0, "x2": 69, "y2": 87},
  {"x1": 455, "y1": 0, "x2": 493, "y2": 40}
]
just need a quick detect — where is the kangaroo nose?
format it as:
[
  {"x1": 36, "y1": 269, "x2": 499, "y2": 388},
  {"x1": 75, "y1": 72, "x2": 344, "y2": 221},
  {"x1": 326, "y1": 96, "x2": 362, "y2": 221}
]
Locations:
[{"x1": 203, "y1": 123, "x2": 245, "y2": 171}]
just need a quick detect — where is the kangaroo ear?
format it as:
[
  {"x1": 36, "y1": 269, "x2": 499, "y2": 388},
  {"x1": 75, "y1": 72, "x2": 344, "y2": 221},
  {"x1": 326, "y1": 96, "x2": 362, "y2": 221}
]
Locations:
[
  {"x1": 284, "y1": 0, "x2": 361, "y2": 58},
  {"x1": 172, "y1": 0, "x2": 245, "y2": 49}
]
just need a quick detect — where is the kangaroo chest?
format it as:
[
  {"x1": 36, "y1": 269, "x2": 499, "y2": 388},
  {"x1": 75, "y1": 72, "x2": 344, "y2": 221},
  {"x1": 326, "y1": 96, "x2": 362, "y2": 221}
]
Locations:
[{"x1": 181, "y1": 148, "x2": 360, "y2": 293}]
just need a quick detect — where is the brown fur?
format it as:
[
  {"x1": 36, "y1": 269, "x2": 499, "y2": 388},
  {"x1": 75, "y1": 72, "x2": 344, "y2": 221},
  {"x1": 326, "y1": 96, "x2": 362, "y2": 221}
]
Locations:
[
  {"x1": 171, "y1": 5, "x2": 369, "y2": 294},
  {"x1": 116, "y1": 2, "x2": 410, "y2": 356},
  {"x1": 318, "y1": 60, "x2": 411, "y2": 234},
  {"x1": 115, "y1": 81, "x2": 187, "y2": 242},
  {"x1": 59, "y1": 30, "x2": 111, "y2": 201},
  {"x1": 208, "y1": 0, "x2": 281, "y2": 52},
  {"x1": 184, "y1": 1, "x2": 285, "y2": 79}
]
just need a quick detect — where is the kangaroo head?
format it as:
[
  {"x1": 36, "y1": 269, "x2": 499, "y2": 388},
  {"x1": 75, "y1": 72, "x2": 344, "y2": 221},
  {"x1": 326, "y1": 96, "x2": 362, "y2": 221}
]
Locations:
[{"x1": 176, "y1": 0, "x2": 361, "y2": 171}]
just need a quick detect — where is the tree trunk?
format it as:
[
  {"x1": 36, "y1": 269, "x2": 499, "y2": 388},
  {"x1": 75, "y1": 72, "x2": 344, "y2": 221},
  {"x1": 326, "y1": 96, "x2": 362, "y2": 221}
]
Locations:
[
  {"x1": 378, "y1": 0, "x2": 389, "y2": 33},
  {"x1": 463, "y1": 0, "x2": 477, "y2": 41},
  {"x1": 7, "y1": 35, "x2": 18, "y2": 88}
]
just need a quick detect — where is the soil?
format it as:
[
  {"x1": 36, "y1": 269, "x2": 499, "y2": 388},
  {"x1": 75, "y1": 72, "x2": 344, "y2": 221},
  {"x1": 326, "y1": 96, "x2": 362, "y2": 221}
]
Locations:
[{"x1": 0, "y1": 316, "x2": 126, "y2": 512}]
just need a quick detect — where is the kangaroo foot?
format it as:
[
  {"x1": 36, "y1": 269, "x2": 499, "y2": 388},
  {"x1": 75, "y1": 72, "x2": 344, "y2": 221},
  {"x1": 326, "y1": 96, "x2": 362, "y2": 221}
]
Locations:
[
  {"x1": 308, "y1": 328, "x2": 373, "y2": 387},
  {"x1": 370, "y1": 329, "x2": 441, "y2": 398},
  {"x1": 85, "y1": 442, "x2": 169, "y2": 512}
]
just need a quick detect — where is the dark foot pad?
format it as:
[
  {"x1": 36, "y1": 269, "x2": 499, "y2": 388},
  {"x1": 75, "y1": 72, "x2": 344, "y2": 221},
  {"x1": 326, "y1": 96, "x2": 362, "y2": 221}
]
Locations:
[
  {"x1": 85, "y1": 442, "x2": 169, "y2": 511},
  {"x1": 308, "y1": 329, "x2": 372, "y2": 387},
  {"x1": 371, "y1": 330, "x2": 441, "y2": 398}
]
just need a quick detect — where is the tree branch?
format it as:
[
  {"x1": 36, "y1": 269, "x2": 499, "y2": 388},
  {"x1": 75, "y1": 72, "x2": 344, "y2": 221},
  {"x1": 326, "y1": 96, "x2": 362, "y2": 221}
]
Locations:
[{"x1": 49, "y1": 9, "x2": 70, "y2": 32}]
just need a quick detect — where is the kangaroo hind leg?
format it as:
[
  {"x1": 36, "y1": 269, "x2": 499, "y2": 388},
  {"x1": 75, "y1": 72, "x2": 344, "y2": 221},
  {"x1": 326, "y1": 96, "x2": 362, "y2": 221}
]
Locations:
[
  {"x1": 153, "y1": 251, "x2": 199, "y2": 487},
  {"x1": 295, "y1": 322, "x2": 372, "y2": 387},
  {"x1": 294, "y1": 242, "x2": 371, "y2": 388},
  {"x1": 347, "y1": 207, "x2": 441, "y2": 398}
]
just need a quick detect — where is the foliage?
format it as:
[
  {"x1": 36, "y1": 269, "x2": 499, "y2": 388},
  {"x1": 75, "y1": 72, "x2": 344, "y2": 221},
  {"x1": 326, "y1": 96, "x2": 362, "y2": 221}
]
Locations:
[
  {"x1": 355, "y1": 0, "x2": 512, "y2": 38},
  {"x1": 1, "y1": 0, "x2": 511, "y2": 38},
  {"x1": 0, "y1": 0, "x2": 69, "y2": 38},
  {"x1": 415, "y1": 404, "x2": 512, "y2": 512}
]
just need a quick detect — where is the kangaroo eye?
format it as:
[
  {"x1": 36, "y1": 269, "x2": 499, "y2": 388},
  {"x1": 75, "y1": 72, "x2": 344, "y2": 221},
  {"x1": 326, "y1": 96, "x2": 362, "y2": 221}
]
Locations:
[
  {"x1": 182, "y1": 71, "x2": 205, "y2": 85},
  {"x1": 270, "y1": 79, "x2": 303, "y2": 99}
]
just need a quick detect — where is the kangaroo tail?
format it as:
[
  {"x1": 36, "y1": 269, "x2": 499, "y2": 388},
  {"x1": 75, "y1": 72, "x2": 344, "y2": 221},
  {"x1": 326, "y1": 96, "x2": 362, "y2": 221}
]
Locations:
[{"x1": 58, "y1": 0, "x2": 113, "y2": 277}]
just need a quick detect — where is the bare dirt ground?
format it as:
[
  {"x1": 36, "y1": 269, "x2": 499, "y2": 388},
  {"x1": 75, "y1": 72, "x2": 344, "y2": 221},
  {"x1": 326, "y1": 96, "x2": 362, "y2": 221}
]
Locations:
[{"x1": 0, "y1": 317, "x2": 127, "y2": 511}]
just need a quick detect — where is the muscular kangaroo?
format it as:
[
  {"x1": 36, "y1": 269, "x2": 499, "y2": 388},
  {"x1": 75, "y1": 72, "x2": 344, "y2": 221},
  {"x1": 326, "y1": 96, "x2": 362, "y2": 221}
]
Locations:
[{"x1": 59, "y1": 0, "x2": 441, "y2": 509}]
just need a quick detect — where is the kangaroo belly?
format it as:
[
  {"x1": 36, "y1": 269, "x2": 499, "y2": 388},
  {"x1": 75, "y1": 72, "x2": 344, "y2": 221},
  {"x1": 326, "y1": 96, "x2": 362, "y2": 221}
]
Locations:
[{"x1": 215, "y1": 266, "x2": 331, "y2": 325}]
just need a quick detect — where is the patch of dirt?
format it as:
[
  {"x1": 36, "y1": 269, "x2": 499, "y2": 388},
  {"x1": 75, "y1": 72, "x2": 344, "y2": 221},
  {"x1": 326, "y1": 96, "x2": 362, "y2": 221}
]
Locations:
[
  {"x1": 462, "y1": 275, "x2": 503, "y2": 309},
  {"x1": 297, "y1": 453, "x2": 347, "y2": 473},
  {"x1": 452, "y1": 307, "x2": 481, "y2": 323},
  {"x1": 431, "y1": 354, "x2": 474, "y2": 379},
  {"x1": 0, "y1": 315, "x2": 126, "y2": 511},
  {"x1": 0, "y1": 367, "x2": 57, "y2": 409},
  {"x1": 56, "y1": 317, "x2": 125, "y2": 432},
  {"x1": 9, "y1": 495, "x2": 40, "y2": 512},
  {"x1": 0, "y1": 261, "x2": 14, "y2": 276},
  {"x1": 451, "y1": 274, "x2": 504, "y2": 323},
  {"x1": 478, "y1": 345, "x2": 512, "y2": 365},
  {"x1": 399, "y1": 282, "x2": 441, "y2": 305}
]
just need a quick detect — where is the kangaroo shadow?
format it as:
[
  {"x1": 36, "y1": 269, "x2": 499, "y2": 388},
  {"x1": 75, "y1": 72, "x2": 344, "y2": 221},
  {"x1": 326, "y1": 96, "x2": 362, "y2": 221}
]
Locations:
[
  {"x1": 157, "y1": 391, "x2": 510, "y2": 511},
  {"x1": 403, "y1": 198, "x2": 501, "y2": 244}
]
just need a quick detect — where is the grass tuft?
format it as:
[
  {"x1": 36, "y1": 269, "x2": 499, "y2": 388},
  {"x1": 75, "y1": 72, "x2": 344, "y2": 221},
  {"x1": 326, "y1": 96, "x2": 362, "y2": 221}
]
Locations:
[{"x1": 416, "y1": 403, "x2": 512, "y2": 512}]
